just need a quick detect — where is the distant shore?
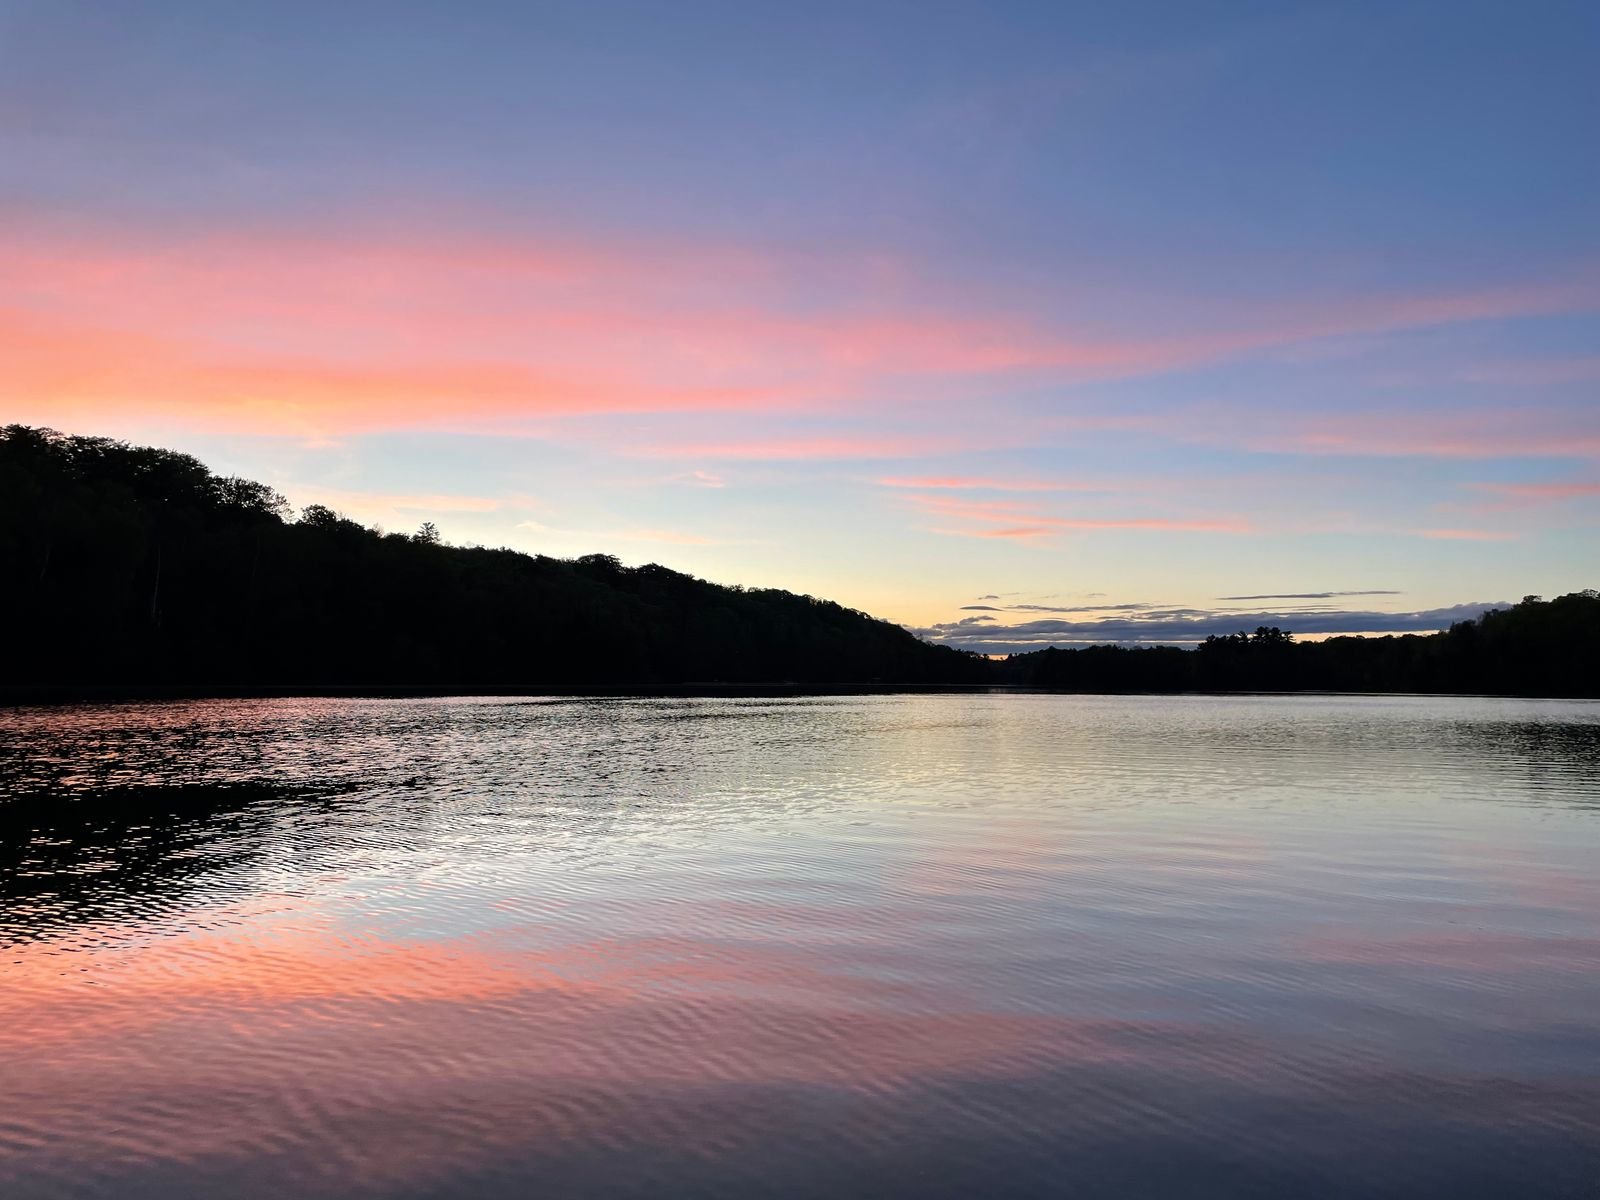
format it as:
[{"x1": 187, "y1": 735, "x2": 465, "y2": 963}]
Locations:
[
  {"x1": 0, "y1": 683, "x2": 1036, "y2": 707},
  {"x1": 5, "y1": 684, "x2": 1595, "y2": 708},
  {"x1": 5, "y1": 429, "x2": 1596, "y2": 701}
]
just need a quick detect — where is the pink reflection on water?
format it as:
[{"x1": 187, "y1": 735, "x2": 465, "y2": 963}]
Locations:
[{"x1": 1, "y1": 905, "x2": 1195, "y2": 1195}]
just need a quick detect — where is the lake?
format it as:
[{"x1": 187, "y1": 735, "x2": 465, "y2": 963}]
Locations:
[{"x1": 2, "y1": 693, "x2": 1598, "y2": 1199}]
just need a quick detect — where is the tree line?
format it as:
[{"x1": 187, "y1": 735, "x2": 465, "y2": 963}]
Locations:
[
  {"x1": 0, "y1": 426, "x2": 988, "y2": 688},
  {"x1": 996, "y1": 604, "x2": 1599, "y2": 697},
  {"x1": 1, "y1": 425, "x2": 1592, "y2": 695}
]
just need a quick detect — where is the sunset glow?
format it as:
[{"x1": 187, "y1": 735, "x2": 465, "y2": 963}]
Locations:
[{"x1": 3, "y1": 2, "x2": 1594, "y2": 646}]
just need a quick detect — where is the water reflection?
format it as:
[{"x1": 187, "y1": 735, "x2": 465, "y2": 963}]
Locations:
[
  {"x1": 0, "y1": 784, "x2": 283, "y2": 943},
  {"x1": 2, "y1": 695, "x2": 1598, "y2": 1199}
]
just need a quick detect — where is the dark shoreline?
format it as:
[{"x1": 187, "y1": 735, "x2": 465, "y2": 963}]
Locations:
[
  {"x1": 0, "y1": 682, "x2": 1035, "y2": 707},
  {"x1": 4, "y1": 684, "x2": 1595, "y2": 708}
]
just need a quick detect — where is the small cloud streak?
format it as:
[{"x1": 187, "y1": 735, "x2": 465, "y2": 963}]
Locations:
[
  {"x1": 1005, "y1": 602, "x2": 1161, "y2": 613},
  {"x1": 1415, "y1": 528, "x2": 1518, "y2": 542},
  {"x1": 1217, "y1": 590, "x2": 1402, "y2": 600},
  {"x1": 1230, "y1": 409, "x2": 1600, "y2": 461},
  {"x1": 672, "y1": 469, "x2": 727, "y2": 488},
  {"x1": 906, "y1": 492, "x2": 1251, "y2": 539},
  {"x1": 877, "y1": 475, "x2": 1097, "y2": 492},
  {"x1": 934, "y1": 525, "x2": 1056, "y2": 540},
  {"x1": 1471, "y1": 480, "x2": 1600, "y2": 503},
  {"x1": 631, "y1": 434, "x2": 980, "y2": 461}
]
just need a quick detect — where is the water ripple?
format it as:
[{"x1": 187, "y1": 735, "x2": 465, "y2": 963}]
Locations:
[{"x1": 1, "y1": 694, "x2": 1598, "y2": 1198}]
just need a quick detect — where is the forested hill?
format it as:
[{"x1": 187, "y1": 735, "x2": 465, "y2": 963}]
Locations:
[
  {"x1": 2, "y1": 426, "x2": 1593, "y2": 697},
  {"x1": 0, "y1": 426, "x2": 989, "y2": 689},
  {"x1": 997, "y1": 593, "x2": 1600, "y2": 697}
]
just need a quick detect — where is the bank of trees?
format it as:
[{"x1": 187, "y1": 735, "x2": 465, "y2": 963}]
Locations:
[
  {"x1": 1001, "y1": 595, "x2": 1600, "y2": 696},
  {"x1": 0, "y1": 426, "x2": 987, "y2": 687},
  {"x1": 3, "y1": 425, "x2": 1592, "y2": 695}
]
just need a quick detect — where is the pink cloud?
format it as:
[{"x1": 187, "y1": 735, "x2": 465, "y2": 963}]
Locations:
[
  {"x1": 672, "y1": 470, "x2": 727, "y2": 488},
  {"x1": 933, "y1": 526, "x2": 1058, "y2": 540},
  {"x1": 5, "y1": 214, "x2": 1596, "y2": 447},
  {"x1": 906, "y1": 494, "x2": 1041, "y2": 521},
  {"x1": 876, "y1": 475, "x2": 1100, "y2": 492},
  {"x1": 904, "y1": 491, "x2": 1252, "y2": 539},
  {"x1": 627, "y1": 434, "x2": 983, "y2": 461}
]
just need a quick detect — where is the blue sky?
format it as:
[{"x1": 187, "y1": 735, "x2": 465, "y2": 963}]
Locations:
[{"x1": 3, "y1": 0, "x2": 1596, "y2": 647}]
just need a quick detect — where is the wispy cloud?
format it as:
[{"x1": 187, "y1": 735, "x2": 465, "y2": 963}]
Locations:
[
  {"x1": 5, "y1": 215, "x2": 1596, "y2": 449},
  {"x1": 876, "y1": 475, "x2": 1099, "y2": 492},
  {"x1": 1414, "y1": 528, "x2": 1518, "y2": 541},
  {"x1": 905, "y1": 491, "x2": 1252, "y2": 539},
  {"x1": 1217, "y1": 590, "x2": 1402, "y2": 600},
  {"x1": 1227, "y1": 408, "x2": 1600, "y2": 461},
  {"x1": 1000, "y1": 602, "x2": 1164, "y2": 613},
  {"x1": 628, "y1": 434, "x2": 982, "y2": 461},
  {"x1": 1469, "y1": 480, "x2": 1600, "y2": 503},
  {"x1": 671, "y1": 470, "x2": 727, "y2": 488},
  {"x1": 933, "y1": 525, "x2": 1057, "y2": 540}
]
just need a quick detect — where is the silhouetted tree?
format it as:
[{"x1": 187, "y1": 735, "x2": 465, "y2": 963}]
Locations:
[
  {"x1": 2, "y1": 425, "x2": 1593, "y2": 696},
  {"x1": 0, "y1": 426, "x2": 990, "y2": 689},
  {"x1": 1001, "y1": 604, "x2": 1598, "y2": 697}
]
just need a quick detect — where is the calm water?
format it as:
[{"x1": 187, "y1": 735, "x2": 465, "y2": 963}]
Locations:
[{"x1": 2, "y1": 694, "x2": 1598, "y2": 1199}]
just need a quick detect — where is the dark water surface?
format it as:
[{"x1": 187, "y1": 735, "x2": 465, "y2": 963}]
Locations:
[{"x1": 3, "y1": 694, "x2": 1598, "y2": 1199}]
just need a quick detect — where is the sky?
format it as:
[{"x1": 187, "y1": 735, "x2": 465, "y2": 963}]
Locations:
[{"x1": 3, "y1": 0, "x2": 1596, "y2": 651}]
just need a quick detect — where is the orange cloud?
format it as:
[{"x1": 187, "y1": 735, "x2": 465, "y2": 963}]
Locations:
[
  {"x1": 5, "y1": 216, "x2": 1595, "y2": 446},
  {"x1": 0, "y1": 307, "x2": 796, "y2": 439}
]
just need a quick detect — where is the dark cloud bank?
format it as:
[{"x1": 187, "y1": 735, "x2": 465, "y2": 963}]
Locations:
[{"x1": 913, "y1": 601, "x2": 1509, "y2": 655}]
